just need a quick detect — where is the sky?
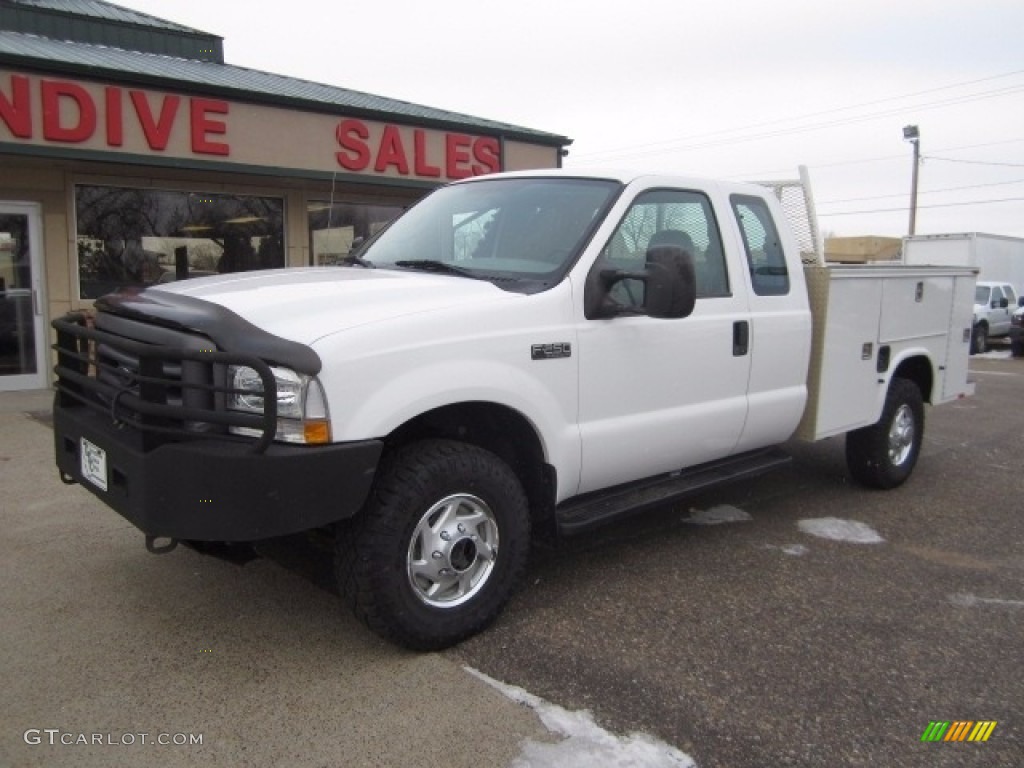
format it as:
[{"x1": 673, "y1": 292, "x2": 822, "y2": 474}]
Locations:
[{"x1": 113, "y1": 0, "x2": 1024, "y2": 240}]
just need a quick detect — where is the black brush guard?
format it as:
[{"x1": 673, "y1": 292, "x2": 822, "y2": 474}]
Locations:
[{"x1": 50, "y1": 311, "x2": 382, "y2": 542}]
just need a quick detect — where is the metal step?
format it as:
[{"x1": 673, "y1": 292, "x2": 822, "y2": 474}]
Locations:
[{"x1": 555, "y1": 447, "x2": 791, "y2": 535}]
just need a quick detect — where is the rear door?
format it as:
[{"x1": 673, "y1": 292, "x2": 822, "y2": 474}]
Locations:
[
  {"x1": 728, "y1": 194, "x2": 811, "y2": 451},
  {"x1": 575, "y1": 185, "x2": 752, "y2": 494}
]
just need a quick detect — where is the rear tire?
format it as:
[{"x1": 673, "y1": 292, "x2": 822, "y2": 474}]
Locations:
[
  {"x1": 970, "y1": 323, "x2": 988, "y2": 355},
  {"x1": 846, "y1": 378, "x2": 924, "y2": 490},
  {"x1": 335, "y1": 439, "x2": 530, "y2": 650}
]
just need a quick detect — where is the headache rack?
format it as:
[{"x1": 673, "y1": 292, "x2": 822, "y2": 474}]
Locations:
[{"x1": 52, "y1": 311, "x2": 278, "y2": 453}]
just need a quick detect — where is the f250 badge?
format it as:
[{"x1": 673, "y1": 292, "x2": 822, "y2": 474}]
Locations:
[{"x1": 531, "y1": 343, "x2": 572, "y2": 360}]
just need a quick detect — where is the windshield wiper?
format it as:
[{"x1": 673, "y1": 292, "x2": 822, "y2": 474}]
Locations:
[
  {"x1": 340, "y1": 255, "x2": 375, "y2": 268},
  {"x1": 393, "y1": 260, "x2": 483, "y2": 279}
]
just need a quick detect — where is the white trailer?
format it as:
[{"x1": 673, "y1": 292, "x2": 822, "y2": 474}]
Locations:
[{"x1": 903, "y1": 233, "x2": 1024, "y2": 294}]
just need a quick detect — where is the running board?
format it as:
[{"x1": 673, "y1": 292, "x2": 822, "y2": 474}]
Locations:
[{"x1": 555, "y1": 448, "x2": 791, "y2": 536}]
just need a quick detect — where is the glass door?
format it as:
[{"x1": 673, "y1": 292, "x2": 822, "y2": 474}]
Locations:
[{"x1": 0, "y1": 202, "x2": 47, "y2": 391}]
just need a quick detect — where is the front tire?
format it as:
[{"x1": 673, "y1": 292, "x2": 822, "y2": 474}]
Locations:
[
  {"x1": 845, "y1": 378, "x2": 924, "y2": 490},
  {"x1": 1011, "y1": 338, "x2": 1024, "y2": 358},
  {"x1": 336, "y1": 440, "x2": 530, "y2": 650}
]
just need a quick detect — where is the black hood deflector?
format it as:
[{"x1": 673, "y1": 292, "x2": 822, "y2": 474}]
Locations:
[{"x1": 96, "y1": 289, "x2": 322, "y2": 375}]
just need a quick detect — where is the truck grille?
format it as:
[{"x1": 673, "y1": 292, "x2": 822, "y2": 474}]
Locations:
[{"x1": 52, "y1": 311, "x2": 278, "y2": 453}]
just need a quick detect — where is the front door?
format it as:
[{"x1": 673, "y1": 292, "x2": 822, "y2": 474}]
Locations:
[
  {"x1": 0, "y1": 202, "x2": 47, "y2": 391},
  {"x1": 575, "y1": 187, "x2": 751, "y2": 495}
]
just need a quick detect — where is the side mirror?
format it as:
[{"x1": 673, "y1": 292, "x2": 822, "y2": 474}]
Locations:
[
  {"x1": 1018, "y1": 296, "x2": 1024, "y2": 308},
  {"x1": 644, "y1": 245, "x2": 697, "y2": 319},
  {"x1": 998, "y1": 297, "x2": 1009, "y2": 309},
  {"x1": 584, "y1": 245, "x2": 696, "y2": 320}
]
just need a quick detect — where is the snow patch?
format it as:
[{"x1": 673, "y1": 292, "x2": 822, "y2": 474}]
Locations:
[
  {"x1": 798, "y1": 517, "x2": 884, "y2": 544},
  {"x1": 951, "y1": 592, "x2": 1024, "y2": 608},
  {"x1": 972, "y1": 349, "x2": 1012, "y2": 360},
  {"x1": 683, "y1": 505, "x2": 751, "y2": 525},
  {"x1": 762, "y1": 543, "x2": 809, "y2": 556},
  {"x1": 466, "y1": 667, "x2": 697, "y2": 768}
]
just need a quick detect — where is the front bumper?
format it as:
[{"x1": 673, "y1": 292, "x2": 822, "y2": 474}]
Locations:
[{"x1": 54, "y1": 402, "x2": 382, "y2": 541}]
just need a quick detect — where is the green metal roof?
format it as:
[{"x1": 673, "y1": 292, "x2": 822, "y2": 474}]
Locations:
[
  {"x1": 2, "y1": 0, "x2": 208, "y2": 34},
  {"x1": 0, "y1": 29, "x2": 569, "y2": 144},
  {"x1": 0, "y1": 0, "x2": 224, "y2": 61}
]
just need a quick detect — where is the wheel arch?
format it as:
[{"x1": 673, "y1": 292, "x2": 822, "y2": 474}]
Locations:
[
  {"x1": 891, "y1": 354, "x2": 934, "y2": 403},
  {"x1": 384, "y1": 402, "x2": 558, "y2": 540}
]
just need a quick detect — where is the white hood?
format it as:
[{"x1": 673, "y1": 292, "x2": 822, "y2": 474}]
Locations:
[{"x1": 151, "y1": 267, "x2": 518, "y2": 346}]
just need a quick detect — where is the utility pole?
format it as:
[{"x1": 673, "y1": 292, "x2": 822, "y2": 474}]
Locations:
[{"x1": 903, "y1": 125, "x2": 921, "y2": 236}]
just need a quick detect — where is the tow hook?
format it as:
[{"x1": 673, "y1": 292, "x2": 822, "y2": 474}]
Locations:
[
  {"x1": 145, "y1": 535, "x2": 178, "y2": 554},
  {"x1": 59, "y1": 471, "x2": 77, "y2": 485}
]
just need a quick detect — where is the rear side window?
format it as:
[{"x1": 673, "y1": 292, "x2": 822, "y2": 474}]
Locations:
[{"x1": 731, "y1": 195, "x2": 789, "y2": 296}]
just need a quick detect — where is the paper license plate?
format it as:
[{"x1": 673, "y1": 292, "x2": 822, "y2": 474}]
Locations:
[{"x1": 80, "y1": 437, "x2": 108, "y2": 491}]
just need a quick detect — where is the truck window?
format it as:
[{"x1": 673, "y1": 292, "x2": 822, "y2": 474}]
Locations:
[
  {"x1": 362, "y1": 178, "x2": 620, "y2": 293},
  {"x1": 730, "y1": 195, "x2": 790, "y2": 296},
  {"x1": 598, "y1": 188, "x2": 729, "y2": 305}
]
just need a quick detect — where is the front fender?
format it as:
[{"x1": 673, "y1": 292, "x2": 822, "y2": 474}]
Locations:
[{"x1": 328, "y1": 355, "x2": 582, "y2": 501}]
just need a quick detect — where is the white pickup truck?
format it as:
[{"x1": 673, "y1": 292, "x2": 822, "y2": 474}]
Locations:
[
  {"x1": 52, "y1": 169, "x2": 976, "y2": 649},
  {"x1": 971, "y1": 280, "x2": 1019, "y2": 354}
]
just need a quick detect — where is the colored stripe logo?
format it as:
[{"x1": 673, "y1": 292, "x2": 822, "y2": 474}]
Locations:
[{"x1": 921, "y1": 721, "x2": 997, "y2": 742}]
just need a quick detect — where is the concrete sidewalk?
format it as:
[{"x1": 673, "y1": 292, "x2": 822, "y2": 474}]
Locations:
[{"x1": 0, "y1": 390, "x2": 552, "y2": 767}]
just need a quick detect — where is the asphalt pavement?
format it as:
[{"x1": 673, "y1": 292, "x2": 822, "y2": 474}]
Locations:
[
  {"x1": 2, "y1": 352, "x2": 1021, "y2": 767},
  {"x1": 454, "y1": 351, "x2": 1024, "y2": 767},
  {"x1": 0, "y1": 389, "x2": 553, "y2": 768}
]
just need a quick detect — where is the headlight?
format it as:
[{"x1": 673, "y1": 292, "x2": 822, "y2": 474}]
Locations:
[{"x1": 227, "y1": 365, "x2": 331, "y2": 444}]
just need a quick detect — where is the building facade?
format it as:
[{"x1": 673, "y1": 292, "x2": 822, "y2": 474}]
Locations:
[{"x1": 0, "y1": 0, "x2": 570, "y2": 390}]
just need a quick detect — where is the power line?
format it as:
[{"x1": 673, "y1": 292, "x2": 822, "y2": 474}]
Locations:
[
  {"x1": 925, "y1": 156, "x2": 1024, "y2": 168},
  {"x1": 818, "y1": 178, "x2": 1024, "y2": 205},
  {"x1": 820, "y1": 196, "x2": 1024, "y2": 217},
  {"x1": 731, "y1": 138, "x2": 1024, "y2": 181},
  {"x1": 580, "y1": 84, "x2": 1024, "y2": 162},
  {"x1": 573, "y1": 69, "x2": 1024, "y2": 161}
]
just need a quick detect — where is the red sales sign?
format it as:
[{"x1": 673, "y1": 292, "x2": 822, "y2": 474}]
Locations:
[
  {"x1": 1, "y1": 72, "x2": 502, "y2": 181},
  {"x1": 1, "y1": 74, "x2": 228, "y2": 154}
]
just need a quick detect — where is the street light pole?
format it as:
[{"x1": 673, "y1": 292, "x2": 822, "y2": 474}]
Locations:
[{"x1": 903, "y1": 125, "x2": 921, "y2": 236}]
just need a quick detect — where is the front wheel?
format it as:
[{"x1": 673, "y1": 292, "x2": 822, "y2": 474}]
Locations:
[
  {"x1": 845, "y1": 378, "x2": 924, "y2": 490},
  {"x1": 1011, "y1": 338, "x2": 1024, "y2": 358},
  {"x1": 335, "y1": 439, "x2": 530, "y2": 650}
]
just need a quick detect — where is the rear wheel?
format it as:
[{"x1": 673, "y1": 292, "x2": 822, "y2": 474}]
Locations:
[
  {"x1": 970, "y1": 323, "x2": 988, "y2": 355},
  {"x1": 846, "y1": 378, "x2": 924, "y2": 490},
  {"x1": 336, "y1": 439, "x2": 530, "y2": 650}
]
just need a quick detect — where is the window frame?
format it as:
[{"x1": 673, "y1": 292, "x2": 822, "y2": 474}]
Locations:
[
  {"x1": 595, "y1": 186, "x2": 731, "y2": 306},
  {"x1": 730, "y1": 193, "x2": 791, "y2": 297}
]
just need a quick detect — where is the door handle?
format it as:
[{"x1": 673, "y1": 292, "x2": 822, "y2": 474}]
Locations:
[{"x1": 733, "y1": 321, "x2": 750, "y2": 356}]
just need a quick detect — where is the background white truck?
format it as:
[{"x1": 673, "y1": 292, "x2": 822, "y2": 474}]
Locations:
[
  {"x1": 52, "y1": 170, "x2": 976, "y2": 650},
  {"x1": 903, "y1": 233, "x2": 1024, "y2": 353}
]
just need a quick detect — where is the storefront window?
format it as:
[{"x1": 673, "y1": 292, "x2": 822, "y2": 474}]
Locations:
[
  {"x1": 75, "y1": 185, "x2": 285, "y2": 299},
  {"x1": 308, "y1": 201, "x2": 405, "y2": 265}
]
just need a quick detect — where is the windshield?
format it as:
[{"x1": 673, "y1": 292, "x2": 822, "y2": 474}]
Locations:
[
  {"x1": 975, "y1": 285, "x2": 991, "y2": 304},
  {"x1": 359, "y1": 177, "x2": 621, "y2": 290}
]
